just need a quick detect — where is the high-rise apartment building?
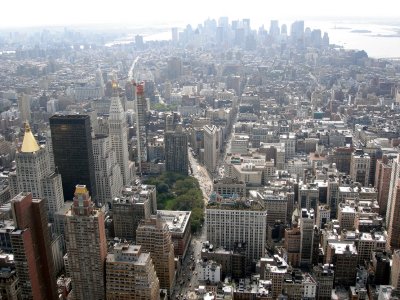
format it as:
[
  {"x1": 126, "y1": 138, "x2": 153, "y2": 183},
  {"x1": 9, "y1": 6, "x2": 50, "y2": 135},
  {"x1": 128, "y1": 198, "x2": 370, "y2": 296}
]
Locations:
[
  {"x1": 109, "y1": 85, "x2": 132, "y2": 185},
  {"x1": 206, "y1": 197, "x2": 267, "y2": 263},
  {"x1": 64, "y1": 185, "x2": 107, "y2": 300},
  {"x1": 50, "y1": 114, "x2": 97, "y2": 203},
  {"x1": 165, "y1": 125, "x2": 188, "y2": 175},
  {"x1": 136, "y1": 216, "x2": 175, "y2": 293},
  {"x1": 92, "y1": 134, "x2": 123, "y2": 207},
  {"x1": 10, "y1": 192, "x2": 58, "y2": 299},
  {"x1": 10, "y1": 124, "x2": 64, "y2": 222},
  {"x1": 203, "y1": 125, "x2": 218, "y2": 174},
  {"x1": 106, "y1": 243, "x2": 160, "y2": 299}
]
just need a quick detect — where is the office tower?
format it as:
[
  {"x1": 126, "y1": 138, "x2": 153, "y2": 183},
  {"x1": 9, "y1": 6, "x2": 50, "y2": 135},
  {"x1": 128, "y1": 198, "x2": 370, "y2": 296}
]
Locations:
[
  {"x1": 136, "y1": 216, "x2": 175, "y2": 293},
  {"x1": 203, "y1": 125, "x2": 218, "y2": 174},
  {"x1": 387, "y1": 180, "x2": 400, "y2": 249},
  {"x1": 206, "y1": 197, "x2": 267, "y2": 263},
  {"x1": 269, "y1": 20, "x2": 280, "y2": 41},
  {"x1": 109, "y1": 83, "x2": 131, "y2": 185},
  {"x1": 106, "y1": 243, "x2": 160, "y2": 300},
  {"x1": 135, "y1": 83, "x2": 148, "y2": 171},
  {"x1": 165, "y1": 125, "x2": 188, "y2": 175},
  {"x1": 65, "y1": 185, "x2": 107, "y2": 300},
  {"x1": 290, "y1": 20, "x2": 305, "y2": 42},
  {"x1": 10, "y1": 192, "x2": 57, "y2": 299},
  {"x1": 112, "y1": 192, "x2": 151, "y2": 241},
  {"x1": 350, "y1": 149, "x2": 370, "y2": 186},
  {"x1": 11, "y1": 124, "x2": 64, "y2": 222},
  {"x1": 92, "y1": 134, "x2": 123, "y2": 207},
  {"x1": 50, "y1": 114, "x2": 97, "y2": 202},
  {"x1": 299, "y1": 209, "x2": 314, "y2": 267},
  {"x1": 17, "y1": 93, "x2": 31, "y2": 123},
  {"x1": 95, "y1": 67, "x2": 105, "y2": 98},
  {"x1": 327, "y1": 176, "x2": 339, "y2": 219},
  {"x1": 171, "y1": 27, "x2": 178, "y2": 44},
  {"x1": 167, "y1": 57, "x2": 183, "y2": 80}
]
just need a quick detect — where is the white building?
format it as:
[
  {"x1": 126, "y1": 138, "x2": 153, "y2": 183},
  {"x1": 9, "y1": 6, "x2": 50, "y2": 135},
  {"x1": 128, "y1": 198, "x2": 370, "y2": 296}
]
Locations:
[
  {"x1": 350, "y1": 150, "x2": 370, "y2": 187},
  {"x1": 198, "y1": 259, "x2": 221, "y2": 283},
  {"x1": 203, "y1": 125, "x2": 218, "y2": 174},
  {"x1": 9, "y1": 124, "x2": 64, "y2": 222},
  {"x1": 206, "y1": 197, "x2": 267, "y2": 263},
  {"x1": 109, "y1": 90, "x2": 132, "y2": 185},
  {"x1": 92, "y1": 134, "x2": 123, "y2": 208}
]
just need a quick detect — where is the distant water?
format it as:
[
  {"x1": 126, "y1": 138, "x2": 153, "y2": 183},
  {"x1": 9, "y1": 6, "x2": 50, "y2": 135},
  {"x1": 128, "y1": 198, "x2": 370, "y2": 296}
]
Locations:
[
  {"x1": 108, "y1": 19, "x2": 400, "y2": 59},
  {"x1": 306, "y1": 20, "x2": 400, "y2": 59}
]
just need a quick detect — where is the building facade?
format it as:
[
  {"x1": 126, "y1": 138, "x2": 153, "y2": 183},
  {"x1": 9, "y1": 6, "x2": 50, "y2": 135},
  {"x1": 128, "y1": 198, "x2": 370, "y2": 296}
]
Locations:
[
  {"x1": 164, "y1": 126, "x2": 188, "y2": 175},
  {"x1": 64, "y1": 185, "x2": 107, "y2": 300},
  {"x1": 136, "y1": 216, "x2": 175, "y2": 294},
  {"x1": 50, "y1": 114, "x2": 98, "y2": 203},
  {"x1": 10, "y1": 193, "x2": 58, "y2": 299},
  {"x1": 106, "y1": 243, "x2": 160, "y2": 299}
]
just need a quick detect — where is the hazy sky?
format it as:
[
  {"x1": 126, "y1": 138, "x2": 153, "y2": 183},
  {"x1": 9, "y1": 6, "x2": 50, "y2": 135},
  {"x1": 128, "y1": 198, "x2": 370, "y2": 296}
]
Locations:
[{"x1": 1, "y1": 0, "x2": 399, "y2": 28}]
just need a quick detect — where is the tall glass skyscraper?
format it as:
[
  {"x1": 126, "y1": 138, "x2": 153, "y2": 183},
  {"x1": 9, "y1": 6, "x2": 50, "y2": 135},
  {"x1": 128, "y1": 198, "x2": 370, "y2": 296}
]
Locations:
[{"x1": 50, "y1": 114, "x2": 97, "y2": 203}]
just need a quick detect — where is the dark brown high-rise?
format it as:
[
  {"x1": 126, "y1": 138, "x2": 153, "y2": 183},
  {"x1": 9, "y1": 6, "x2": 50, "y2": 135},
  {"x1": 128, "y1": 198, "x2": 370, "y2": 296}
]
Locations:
[
  {"x1": 50, "y1": 114, "x2": 97, "y2": 203},
  {"x1": 10, "y1": 192, "x2": 57, "y2": 299}
]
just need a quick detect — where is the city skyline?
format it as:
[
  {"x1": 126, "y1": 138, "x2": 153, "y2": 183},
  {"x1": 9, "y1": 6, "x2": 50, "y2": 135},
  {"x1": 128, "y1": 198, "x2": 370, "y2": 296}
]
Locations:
[{"x1": 0, "y1": 0, "x2": 399, "y2": 28}]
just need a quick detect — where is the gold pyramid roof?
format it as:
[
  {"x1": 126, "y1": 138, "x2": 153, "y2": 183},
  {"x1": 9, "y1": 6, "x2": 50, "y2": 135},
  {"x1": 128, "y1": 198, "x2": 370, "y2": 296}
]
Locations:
[{"x1": 20, "y1": 123, "x2": 40, "y2": 153}]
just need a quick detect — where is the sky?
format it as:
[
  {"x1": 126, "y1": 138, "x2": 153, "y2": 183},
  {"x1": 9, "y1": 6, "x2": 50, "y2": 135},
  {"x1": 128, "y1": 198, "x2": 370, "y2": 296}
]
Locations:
[{"x1": 1, "y1": 0, "x2": 399, "y2": 28}]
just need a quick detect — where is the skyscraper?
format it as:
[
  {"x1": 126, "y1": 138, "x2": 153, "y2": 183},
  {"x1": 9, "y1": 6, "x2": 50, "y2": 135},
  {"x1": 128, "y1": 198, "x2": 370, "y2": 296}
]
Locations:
[
  {"x1": 136, "y1": 216, "x2": 175, "y2": 294},
  {"x1": 387, "y1": 180, "x2": 400, "y2": 250},
  {"x1": 92, "y1": 134, "x2": 123, "y2": 207},
  {"x1": 299, "y1": 209, "x2": 314, "y2": 267},
  {"x1": 17, "y1": 93, "x2": 31, "y2": 123},
  {"x1": 165, "y1": 125, "x2": 188, "y2": 175},
  {"x1": 50, "y1": 114, "x2": 97, "y2": 203},
  {"x1": 10, "y1": 192, "x2": 58, "y2": 299},
  {"x1": 64, "y1": 185, "x2": 107, "y2": 300},
  {"x1": 106, "y1": 243, "x2": 160, "y2": 299},
  {"x1": 10, "y1": 123, "x2": 64, "y2": 222},
  {"x1": 109, "y1": 84, "x2": 132, "y2": 185},
  {"x1": 203, "y1": 125, "x2": 218, "y2": 174},
  {"x1": 135, "y1": 82, "x2": 149, "y2": 172}
]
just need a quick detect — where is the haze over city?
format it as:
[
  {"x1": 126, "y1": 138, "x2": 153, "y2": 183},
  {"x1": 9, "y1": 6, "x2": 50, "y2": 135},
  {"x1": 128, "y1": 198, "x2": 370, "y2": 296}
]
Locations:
[
  {"x1": 1, "y1": 0, "x2": 399, "y2": 28},
  {"x1": 1, "y1": 0, "x2": 400, "y2": 299}
]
